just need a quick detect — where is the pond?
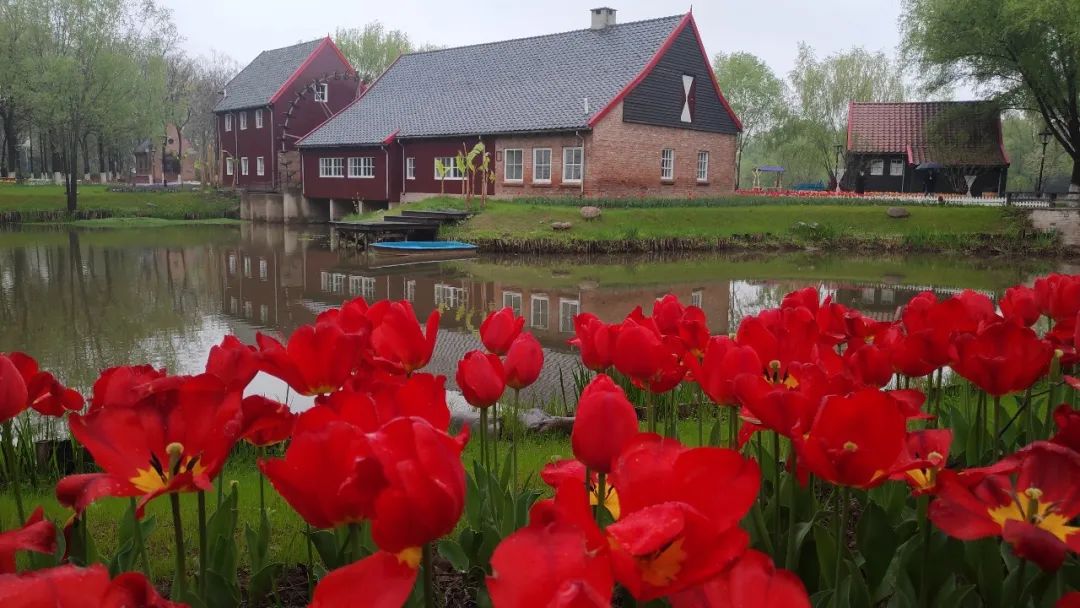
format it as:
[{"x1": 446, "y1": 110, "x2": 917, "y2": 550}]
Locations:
[{"x1": 0, "y1": 223, "x2": 1061, "y2": 412}]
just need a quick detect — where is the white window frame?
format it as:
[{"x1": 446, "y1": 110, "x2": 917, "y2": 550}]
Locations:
[
  {"x1": 533, "y1": 148, "x2": 551, "y2": 184},
  {"x1": 259, "y1": 304, "x2": 269, "y2": 322},
  {"x1": 243, "y1": 301, "x2": 253, "y2": 319},
  {"x1": 406, "y1": 157, "x2": 415, "y2": 180},
  {"x1": 243, "y1": 256, "x2": 251, "y2": 278},
  {"x1": 434, "y1": 157, "x2": 464, "y2": 180},
  {"x1": 691, "y1": 289, "x2": 703, "y2": 308},
  {"x1": 225, "y1": 158, "x2": 233, "y2": 176},
  {"x1": 531, "y1": 295, "x2": 549, "y2": 330},
  {"x1": 256, "y1": 156, "x2": 265, "y2": 177},
  {"x1": 889, "y1": 159, "x2": 904, "y2": 176},
  {"x1": 661, "y1": 149, "x2": 675, "y2": 181},
  {"x1": 258, "y1": 258, "x2": 268, "y2": 280},
  {"x1": 348, "y1": 157, "x2": 375, "y2": 179},
  {"x1": 504, "y1": 149, "x2": 523, "y2": 182},
  {"x1": 697, "y1": 151, "x2": 709, "y2": 182},
  {"x1": 405, "y1": 280, "x2": 416, "y2": 302},
  {"x1": 320, "y1": 271, "x2": 331, "y2": 292},
  {"x1": 224, "y1": 114, "x2": 232, "y2": 132},
  {"x1": 562, "y1": 147, "x2": 583, "y2": 183},
  {"x1": 319, "y1": 157, "x2": 344, "y2": 178},
  {"x1": 239, "y1": 111, "x2": 247, "y2": 131},
  {"x1": 255, "y1": 109, "x2": 263, "y2": 129},
  {"x1": 435, "y1": 283, "x2": 468, "y2": 308},
  {"x1": 314, "y1": 83, "x2": 329, "y2": 103},
  {"x1": 332, "y1": 273, "x2": 346, "y2": 294},
  {"x1": 240, "y1": 157, "x2": 249, "y2": 176},
  {"x1": 503, "y1": 291, "x2": 522, "y2": 316},
  {"x1": 348, "y1": 275, "x2": 375, "y2": 299},
  {"x1": 870, "y1": 159, "x2": 885, "y2": 176},
  {"x1": 227, "y1": 253, "x2": 237, "y2": 275},
  {"x1": 559, "y1": 298, "x2": 580, "y2": 333}
]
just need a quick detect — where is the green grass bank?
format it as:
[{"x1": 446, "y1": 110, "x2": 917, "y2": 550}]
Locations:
[{"x1": 0, "y1": 184, "x2": 240, "y2": 224}]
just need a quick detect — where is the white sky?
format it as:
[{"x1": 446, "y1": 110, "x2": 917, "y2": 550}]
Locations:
[{"x1": 163, "y1": 0, "x2": 916, "y2": 88}]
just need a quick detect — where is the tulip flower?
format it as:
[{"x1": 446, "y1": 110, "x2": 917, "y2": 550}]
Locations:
[
  {"x1": 669, "y1": 549, "x2": 811, "y2": 608},
  {"x1": 57, "y1": 373, "x2": 243, "y2": 515},
  {"x1": 540, "y1": 459, "x2": 621, "y2": 519},
  {"x1": 0, "y1": 507, "x2": 55, "y2": 574},
  {"x1": 456, "y1": 351, "x2": 505, "y2": 409},
  {"x1": 1034, "y1": 273, "x2": 1080, "y2": 321},
  {"x1": 569, "y1": 313, "x2": 619, "y2": 372},
  {"x1": 368, "y1": 300, "x2": 439, "y2": 374},
  {"x1": 930, "y1": 442, "x2": 1080, "y2": 571},
  {"x1": 612, "y1": 318, "x2": 686, "y2": 393},
  {"x1": 736, "y1": 306, "x2": 819, "y2": 377},
  {"x1": 951, "y1": 321, "x2": 1053, "y2": 396},
  {"x1": 1059, "y1": 592, "x2": 1080, "y2": 608},
  {"x1": 0, "y1": 354, "x2": 28, "y2": 423},
  {"x1": 607, "y1": 434, "x2": 759, "y2": 600},
  {"x1": 504, "y1": 332, "x2": 543, "y2": 390},
  {"x1": 684, "y1": 336, "x2": 761, "y2": 406},
  {"x1": 1000, "y1": 285, "x2": 1041, "y2": 327},
  {"x1": 316, "y1": 296, "x2": 373, "y2": 337},
  {"x1": 90, "y1": 365, "x2": 168, "y2": 411},
  {"x1": 238, "y1": 396, "x2": 295, "y2": 447},
  {"x1": 255, "y1": 322, "x2": 365, "y2": 396},
  {"x1": 571, "y1": 375, "x2": 639, "y2": 474},
  {"x1": 4, "y1": 353, "x2": 83, "y2": 418},
  {"x1": 889, "y1": 429, "x2": 952, "y2": 495},
  {"x1": 205, "y1": 335, "x2": 259, "y2": 391},
  {"x1": 0, "y1": 564, "x2": 180, "y2": 607},
  {"x1": 794, "y1": 389, "x2": 908, "y2": 489},
  {"x1": 480, "y1": 307, "x2": 525, "y2": 355},
  {"x1": 843, "y1": 341, "x2": 894, "y2": 388},
  {"x1": 1051, "y1": 404, "x2": 1080, "y2": 453}
]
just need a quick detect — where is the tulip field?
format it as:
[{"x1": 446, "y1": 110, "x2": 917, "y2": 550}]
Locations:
[{"x1": 3, "y1": 276, "x2": 1080, "y2": 607}]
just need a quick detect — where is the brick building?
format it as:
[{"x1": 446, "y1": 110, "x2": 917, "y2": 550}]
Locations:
[
  {"x1": 215, "y1": 38, "x2": 361, "y2": 191},
  {"x1": 297, "y1": 9, "x2": 742, "y2": 206}
]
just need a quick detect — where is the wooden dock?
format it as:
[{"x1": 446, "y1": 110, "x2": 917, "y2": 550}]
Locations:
[{"x1": 330, "y1": 209, "x2": 472, "y2": 249}]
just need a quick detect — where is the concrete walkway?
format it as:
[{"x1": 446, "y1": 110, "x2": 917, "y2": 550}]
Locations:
[{"x1": 1031, "y1": 209, "x2": 1080, "y2": 247}]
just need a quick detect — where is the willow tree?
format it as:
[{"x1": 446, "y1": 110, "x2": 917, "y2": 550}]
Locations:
[
  {"x1": 903, "y1": 0, "x2": 1080, "y2": 193},
  {"x1": 713, "y1": 52, "x2": 785, "y2": 189}
]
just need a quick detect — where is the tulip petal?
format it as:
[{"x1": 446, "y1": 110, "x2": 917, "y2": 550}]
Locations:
[{"x1": 311, "y1": 550, "x2": 418, "y2": 608}]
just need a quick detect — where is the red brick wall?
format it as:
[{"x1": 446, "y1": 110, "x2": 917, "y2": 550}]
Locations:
[
  {"x1": 586, "y1": 101, "x2": 737, "y2": 198},
  {"x1": 492, "y1": 133, "x2": 588, "y2": 198}
]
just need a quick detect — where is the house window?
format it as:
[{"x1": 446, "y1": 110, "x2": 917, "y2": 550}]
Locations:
[
  {"x1": 889, "y1": 159, "x2": 904, "y2": 176},
  {"x1": 870, "y1": 159, "x2": 885, "y2": 176},
  {"x1": 562, "y1": 147, "x2": 583, "y2": 183},
  {"x1": 240, "y1": 157, "x2": 249, "y2": 176},
  {"x1": 229, "y1": 297, "x2": 238, "y2": 315},
  {"x1": 504, "y1": 149, "x2": 523, "y2": 182},
  {"x1": 243, "y1": 301, "x2": 253, "y2": 319},
  {"x1": 224, "y1": 114, "x2": 232, "y2": 132},
  {"x1": 503, "y1": 291, "x2": 522, "y2": 316},
  {"x1": 256, "y1": 157, "x2": 265, "y2": 176},
  {"x1": 332, "y1": 273, "x2": 346, "y2": 294},
  {"x1": 405, "y1": 280, "x2": 416, "y2": 302},
  {"x1": 243, "y1": 257, "x2": 251, "y2": 278},
  {"x1": 434, "y1": 157, "x2": 464, "y2": 180},
  {"x1": 349, "y1": 275, "x2": 375, "y2": 300},
  {"x1": 320, "y1": 272, "x2": 331, "y2": 292},
  {"x1": 406, "y1": 157, "x2": 415, "y2": 180},
  {"x1": 258, "y1": 258, "x2": 268, "y2": 280},
  {"x1": 531, "y1": 295, "x2": 549, "y2": 329},
  {"x1": 319, "y1": 157, "x2": 344, "y2": 178},
  {"x1": 435, "y1": 283, "x2": 467, "y2": 308},
  {"x1": 255, "y1": 109, "x2": 263, "y2": 129},
  {"x1": 227, "y1": 253, "x2": 237, "y2": 275},
  {"x1": 260, "y1": 304, "x2": 269, "y2": 322},
  {"x1": 661, "y1": 149, "x2": 675, "y2": 181},
  {"x1": 697, "y1": 151, "x2": 709, "y2": 182},
  {"x1": 559, "y1": 299, "x2": 580, "y2": 333},
  {"x1": 348, "y1": 157, "x2": 375, "y2": 178},
  {"x1": 239, "y1": 111, "x2": 247, "y2": 130},
  {"x1": 314, "y1": 83, "x2": 328, "y2": 103},
  {"x1": 533, "y1": 148, "x2": 551, "y2": 183},
  {"x1": 225, "y1": 158, "x2": 233, "y2": 176},
  {"x1": 691, "y1": 289, "x2": 703, "y2": 308}
]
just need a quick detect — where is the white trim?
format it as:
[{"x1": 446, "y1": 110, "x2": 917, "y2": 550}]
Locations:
[
  {"x1": 533, "y1": 148, "x2": 552, "y2": 184},
  {"x1": 661, "y1": 148, "x2": 675, "y2": 180},
  {"x1": 870, "y1": 159, "x2": 885, "y2": 176},
  {"x1": 559, "y1": 298, "x2": 580, "y2": 333},
  {"x1": 348, "y1": 156, "x2": 375, "y2": 179},
  {"x1": 256, "y1": 156, "x2": 265, "y2": 176},
  {"x1": 240, "y1": 157, "x2": 249, "y2": 176},
  {"x1": 319, "y1": 157, "x2": 344, "y2": 178},
  {"x1": 406, "y1": 157, "x2": 415, "y2": 180},
  {"x1": 562, "y1": 147, "x2": 583, "y2": 183},
  {"x1": 889, "y1": 159, "x2": 904, "y2": 176},
  {"x1": 224, "y1": 114, "x2": 232, "y2": 132},
  {"x1": 225, "y1": 157, "x2": 233, "y2": 176},
  {"x1": 530, "y1": 294, "x2": 549, "y2": 329},
  {"x1": 504, "y1": 148, "x2": 523, "y2": 182},
  {"x1": 239, "y1": 111, "x2": 247, "y2": 131},
  {"x1": 314, "y1": 83, "x2": 329, "y2": 103},
  {"x1": 434, "y1": 157, "x2": 464, "y2": 180},
  {"x1": 255, "y1": 109, "x2": 263, "y2": 129},
  {"x1": 503, "y1": 291, "x2": 522, "y2": 316},
  {"x1": 696, "y1": 151, "x2": 709, "y2": 182}
]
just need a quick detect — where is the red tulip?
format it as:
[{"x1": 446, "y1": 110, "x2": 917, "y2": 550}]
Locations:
[
  {"x1": 569, "y1": 313, "x2": 619, "y2": 372},
  {"x1": 205, "y1": 335, "x2": 259, "y2": 390},
  {"x1": 316, "y1": 296, "x2": 373, "y2": 338},
  {"x1": 684, "y1": 336, "x2": 761, "y2": 406},
  {"x1": 1000, "y1": 286, "x2": 1041, "y2": 327},
  {"x1": 539, "y1": 459, "x2": 621, "y2": 519},
  {"x1": 456, "y1": 351, "x2": 505, "y2": 408},
  {"x1": 6, "y1": 353, "x2": 83, "y2": 418},
  {"x1": 951, "y1": 321, "x2": 1053, "y2": 396},
  {"x1": 1051, "y1": 404, "x2": 1080, "y2": 453},
  {"x1": 794, "y1": 389, "x2": 908, "y2": 489},
  {"x1": 843, "y1": 341, "x2": 894, "y2": 388},
  {"x1": 1058, "y1": 592, "x2": 1080, "y2": 608},
  {"x1": 0, "y1": 354, "x2": 28, "y2": 423},
  {"x1": 669, "y1": 549, "x2": 811, "y2": 608},
  {"x1": 57, "y1": 373, "x2": 242, "y2": 516},
  {"x1": 368, "y1": 300, "x2": 439, "y2": 374},
  {"x1": 311, "y1": 550, "x2": 419, "y2": 608},
  {"x1": 238, "y1": 396, "x2": 295, "y2": 446},
  {"x1": 481, "y1": 307, "x2": 525, "y2": 355},
  {"x1": 607, "y1": 434, "x2": 759, "y2": 600},
  {"x1": 732, "y1": 370, "x2": 817, "y2": 440},
  {"x1": 504, "y1": 333, "x2": 543, "y2": 391},
  {"x1": 889, "y1": 429, "x2": 952, "y2": 495},
  {"x1": 571, "y1": 374, "x2": 639, "y2": 474},
  {"x1": 651, "y1": 295, "x2": 710, "y2": 355},
  {"x1": 930, "y1": 442, "x2": 1080, "y2": 571},
  {"x1": 0, "y1": 564, "x2": 180, "y2": 607},
  {"x1": 90, "y1": 365, "x2": 168, "y2": 411},
  {"x1": 736, "y1": 306, "x2": 820, "y2": 377},
  {"x1": 612, "y1": 318, "x2": 686, "y2": 393},
  {"x1": 0, "y1": 507, "x2": 55, "y2": 574},
  {"x1": 256, "y1": 322, "x2": 365, "y2": 396},
  {"x1": 1034, "y1": 274, "x2": 1080, "y2": 321}
]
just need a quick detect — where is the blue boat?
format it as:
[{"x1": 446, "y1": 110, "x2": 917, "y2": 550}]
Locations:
[{"x1": 370, "y1": 240, "x2": 479, "y2": 261}]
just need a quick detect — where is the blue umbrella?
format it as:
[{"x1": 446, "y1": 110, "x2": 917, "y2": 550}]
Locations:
[{"x1": 916, "y1": 162, "x2": 944, "y2": 171}]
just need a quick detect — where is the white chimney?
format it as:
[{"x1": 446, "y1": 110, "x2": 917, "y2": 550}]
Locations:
[{"x1": 590, "y1": 7, "x2": 617, "y2": 30}]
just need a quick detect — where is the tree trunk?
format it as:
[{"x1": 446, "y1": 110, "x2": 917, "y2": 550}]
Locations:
[
  {"x1": 160, "y1": 133, "x2": 167, "y2": 186},
  {"x1": 1071, "y1": 156, "x2": 1080, "y2": 194},
  {"x1": 2, "y1": 108, "x2": 19, "y2": 178},
  {"x1": 81, "y1": 136, "x2": 90, "y2": 179},
  {"x1": 175, "y1": 125, "x2": 183, "y2": 185},
  {"x1": 97, "y1": 137, "x2": 106, "y2": 175},
  {"x1": 66, "y1": 136, "x2": 78, "y2": 212}
]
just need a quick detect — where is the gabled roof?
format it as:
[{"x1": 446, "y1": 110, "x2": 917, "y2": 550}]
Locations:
[
  {"x1": 299, "y1": 14, "x2": 694, "y2": 147},
  {"x1": 215, "y1": 39, "x2": 325, "y2": 112},
  {"x1": 847, "y1": 101, "x2": 1009, "y2": 167}
]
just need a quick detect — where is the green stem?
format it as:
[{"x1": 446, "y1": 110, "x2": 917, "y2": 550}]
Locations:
[
  {"x1": 512, "y1": 389, "x2": 520, "y2": 489},
  {"x1": 833, "y1": 487, "x2": 849, "y2": 608},
  {"x1": 479, "y1": 408, "x2": 488, "y2": 472},
  {"x1": 348, "y1": 522, "x2": 363, "y2": 562},
  {"x1": 1012, "y1": 559, "x2": 1028, "y2": 608},
  {"x1": 422, "y1": 543, "x2": 436, "y2": 608},
  {"x1": 993, "y1": 395, "x2": 1002, "y2": 459},
  {"x1": 1022, "y1": 386, "x2": 1034, "y2": 445},
  {"x1": 2, "y1": 421, "x2": 25, "y2": 522},
  {"x1": 975, "y1": 392, "x2": 986, "y2": 464},
  {"x1": 595, "y1": 472, "x2": 607, "y2": 523},
  {"x1": 771, "y1": 431, "x2": 782, "y2": 551},
  {"x1": 918, "y1": 495, "x2": 931, "y2": 608},
  {"x1": 258, "y1": 447, "x2": 266, "y2": 515},
  {"x1": 647, "y1": 391, "x2": 655, "y2": 434},
  {"x1": 784, "y1": 449, "x2": 798, "y2": 570},
  {"x1": 170, "y1": 493, "x2": 187, "y2": 600},
  {"x1": 197, "y1": 492, "x2": 208, "y2": 596},
  {"x1": 492, "y1": 402, "x2": 499, "y2": 472},
  {"x1": 305, "y1": 523, "x2": 314, "y2": 596},
  {"x1": 728, "y1": 407, "x2": 738, "y2": 450},
  {"x1": 130, "y1": 497, "x2": 153, "y2": 579},
  {"x1": 697, "y1": 394, "x2": 704, "y2": 446}
]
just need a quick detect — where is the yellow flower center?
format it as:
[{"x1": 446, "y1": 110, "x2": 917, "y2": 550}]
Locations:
[
  {"x1": 588, "y1": 484, "x2": 621, "y2": 520},
  {"x1": 129, "y1": 443, "x2": 206, "y2": 493},
  {"x1": 626, "y1": 538, "x2": 687, "y2": 588},
  {"x1": 987, "y1": 487, "x2": 1080, "y2": 544},
  {"x1": 396, "y1": 547, "x2": 422, "y2": 569},
  {"x1": 843, "y1": 441, "x2": 858, "y2": 452}
]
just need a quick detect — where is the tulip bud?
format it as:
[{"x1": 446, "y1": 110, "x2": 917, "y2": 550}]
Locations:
[
  {"x1": 571, "y1": 375, "x2": 639, "y2": 474},
  {"x1": 504, "y1": 333, "x2": 544, "y2": 391},
  {"x1": 456, "y1": 351, "x2": 506, "y2": 409}
]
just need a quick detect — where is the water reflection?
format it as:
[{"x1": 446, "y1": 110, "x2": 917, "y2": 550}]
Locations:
[{"x1": 0, "y1": 223, "x2": 1056, "y2": 406}]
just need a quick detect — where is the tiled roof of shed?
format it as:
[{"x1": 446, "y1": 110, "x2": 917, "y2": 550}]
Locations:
[
  {"x1": 298, "y1": 15, "x2": 686, "y2": 147},
  {"x1": 215, "y1": 39, "x2": 324, "y2": 112},
  {"x1": 847, "y1": 101, "x2": 1008, "y2": 166}
]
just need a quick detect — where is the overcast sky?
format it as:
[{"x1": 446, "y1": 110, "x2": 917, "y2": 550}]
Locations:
[{"x1": 163, "y1": 0, "x2": 926, "y2": 88}]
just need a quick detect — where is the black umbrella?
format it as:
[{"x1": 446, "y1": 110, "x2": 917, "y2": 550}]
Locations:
[{"x1": 916, "y1": 161, "x2": 944, "y2": 171}]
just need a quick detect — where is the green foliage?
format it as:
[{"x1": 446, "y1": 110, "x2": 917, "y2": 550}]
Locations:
[{"x1": 334, "y1": 22, "x2": 434, "y2": 82}]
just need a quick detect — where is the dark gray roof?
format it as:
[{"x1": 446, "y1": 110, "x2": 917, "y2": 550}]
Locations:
[
  {"x1": 298, "y1": 15, "x2": 685, "y2": 147},
  {"x1": 215, "y1": 39, "x2": 323, "y2": 112}
]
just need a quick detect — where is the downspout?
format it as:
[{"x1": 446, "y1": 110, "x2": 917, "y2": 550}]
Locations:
[
  {"x1": 300, "y1": 148, "x2": 306, "y2": 199},
  {"x1": 215, "y1": 114, "x2": 220, "y2": 186},
  {"x1": 232, "y1": 112, "x2": 238, "y2": 187},
  {"x1": 401, "y1": 141, "x2": 406, "y2": 198},
  {"x1": 269, "y1": 105, "x2": 275, "y2": 189},
  {"x1": 384, "y1": 145, "x2": 390, "y2": 201},
  {"x1": 575, "y1": 130, "x2": 585, "y2": 197}
]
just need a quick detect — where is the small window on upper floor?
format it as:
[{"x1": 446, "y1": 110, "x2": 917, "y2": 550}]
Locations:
[
  {"x1": 255, "y1": 109, "x2": 263, "y2": 129},
  {"x1": 224, "y1": 114, "x2": 232, "y2": 132},
  {"x1": 239, "y1": 111, "x2": 247, "y2": 130},
  {"x1": 314, "y1": 83, "x2": 329, "y2": 103}
]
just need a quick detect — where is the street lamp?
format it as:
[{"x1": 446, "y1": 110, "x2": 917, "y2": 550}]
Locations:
[{"x1": 1037, "y1": 128, "x2": 1053, "y2": 195}]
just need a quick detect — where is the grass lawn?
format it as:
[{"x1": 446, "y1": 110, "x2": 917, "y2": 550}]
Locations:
[{"x1": 0, "y1": 184, "x2": 238, "y2": 221}]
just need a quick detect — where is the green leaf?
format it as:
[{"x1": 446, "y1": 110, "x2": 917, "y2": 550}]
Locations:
[
  {"x1": 813, "y1": 523, "x2": 837, "y2": 590},
  {"x1": 437, "y1": 539, "x2": 470, "y2": 572},
  {"x1": 855, "y1": 502, "x2": 898, "y2": 594},
  {"x1": 964, "y1": 538, "x2": 1003, "y2": 608}
]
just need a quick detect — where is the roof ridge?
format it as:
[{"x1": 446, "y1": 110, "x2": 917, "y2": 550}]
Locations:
[
  {"x1": 850, "y1": 100, "x2": 991, "y2": 106},
  {"x1": 399, "y1": 13, "x2": 684, "y2": 59},
  {"x1": 262, "y1": 37, "x2": 325, "y2": 55}
]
